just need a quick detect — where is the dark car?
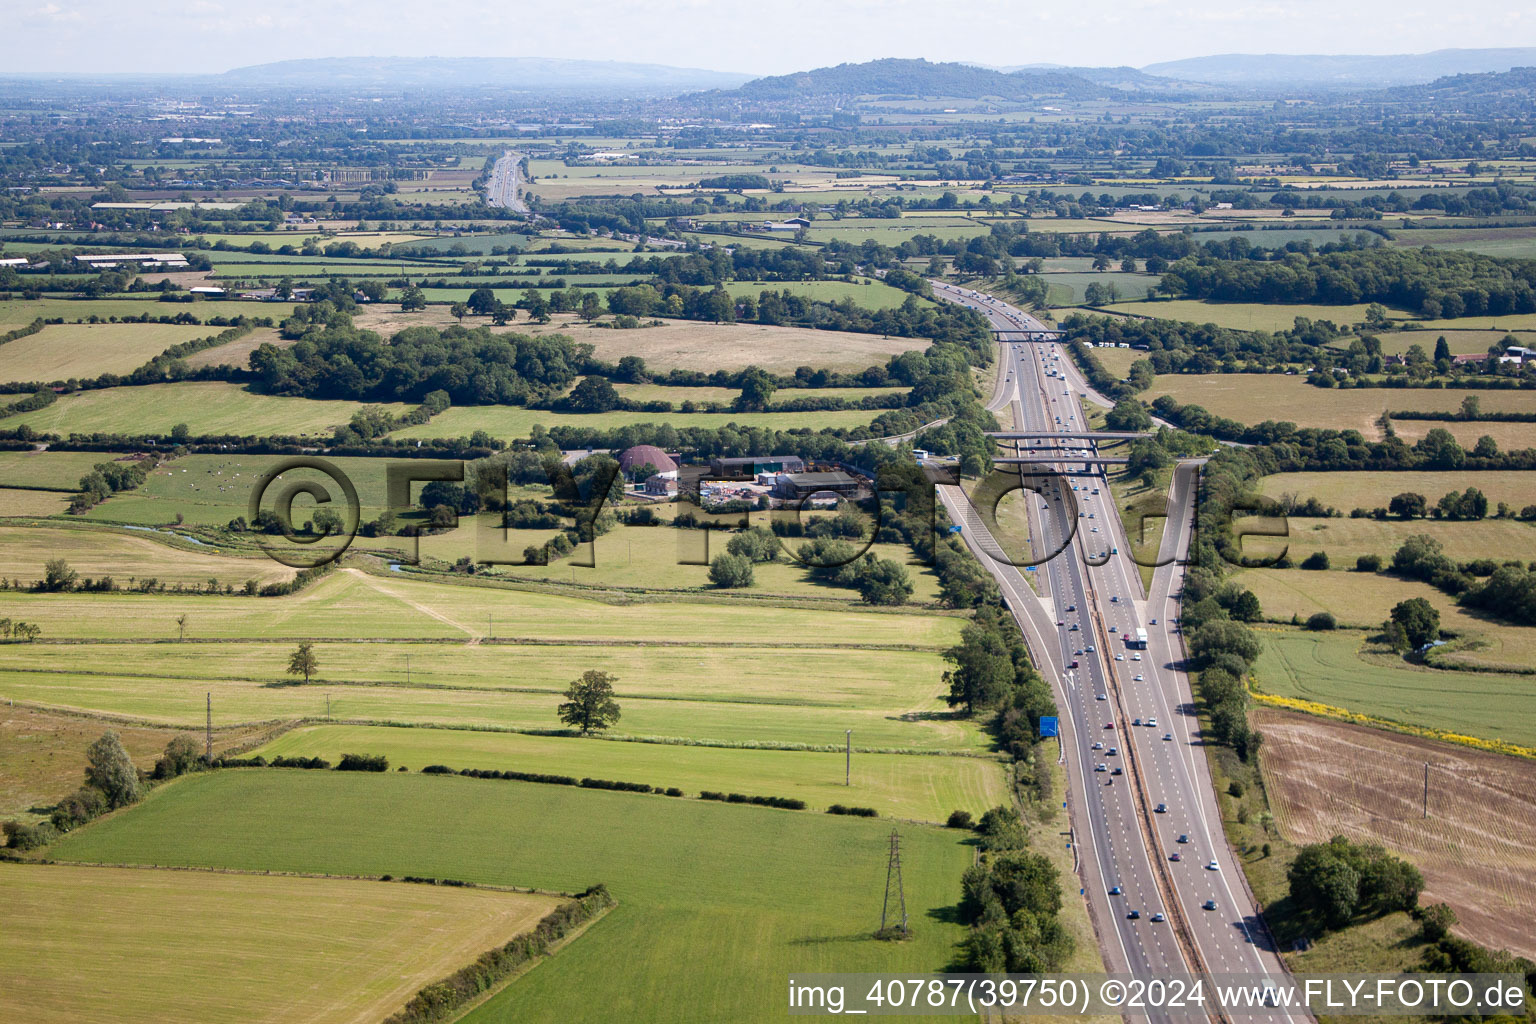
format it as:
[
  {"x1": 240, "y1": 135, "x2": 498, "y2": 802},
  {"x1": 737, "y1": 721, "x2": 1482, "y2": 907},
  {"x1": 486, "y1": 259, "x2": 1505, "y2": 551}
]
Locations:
[
  {"x1": 1203, "y1": 900, "x2": 1217, "y2": 911},
  {"x1": 1154, "y1": 803, "x2": 1167, "y2": 813},
  {"x1": 1127, "y1": 909, "x2": 1140, "y2": 919},
  {"x1": 1169, "y1": 852, "x2": 1181, "y2": 862},
  {"x1": 1109, "y1": 886, "x2": 1123, "y2": 895}
]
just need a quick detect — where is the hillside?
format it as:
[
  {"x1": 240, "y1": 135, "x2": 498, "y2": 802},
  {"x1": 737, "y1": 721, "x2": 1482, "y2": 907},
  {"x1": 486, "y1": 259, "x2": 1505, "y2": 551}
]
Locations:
[
  {"x1": 1142, "y1": 47, "x2": 1536, "y2": 87},
  {"x1": 219, "y1": 56, "x2": 754, "y2": 94},
  {"x1": 725, "y1": 58, "x2": 1110, "y2": 102}
]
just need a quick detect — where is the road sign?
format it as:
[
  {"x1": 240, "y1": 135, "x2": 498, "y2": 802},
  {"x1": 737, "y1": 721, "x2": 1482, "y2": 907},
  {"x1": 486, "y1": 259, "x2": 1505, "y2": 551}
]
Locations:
[
  {"x1": 1040, "y1": 716, "x2": 1059, "y2": 737},
  {"x1": 948, "y1": 524, "x2": 962, "y2": 533},
  {"x1": 1025, "y1": 565, "x2": 1036, "y2": 572}
]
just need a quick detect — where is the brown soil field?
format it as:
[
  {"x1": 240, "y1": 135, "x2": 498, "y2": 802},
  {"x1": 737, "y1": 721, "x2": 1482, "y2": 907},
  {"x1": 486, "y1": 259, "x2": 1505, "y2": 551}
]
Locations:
[{"x1": 1256, "y1": 707, "x2": 1536, "y2": 958}]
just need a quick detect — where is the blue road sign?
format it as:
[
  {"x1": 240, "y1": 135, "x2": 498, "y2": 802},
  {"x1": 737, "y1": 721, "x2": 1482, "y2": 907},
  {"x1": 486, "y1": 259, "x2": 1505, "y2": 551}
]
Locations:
[
  {"x1": 948, "y1": 524, "x2": 962, "y2": 533},
  {"x1": 1040, "y1": 716, "x2": 1059, "y2": 737}
]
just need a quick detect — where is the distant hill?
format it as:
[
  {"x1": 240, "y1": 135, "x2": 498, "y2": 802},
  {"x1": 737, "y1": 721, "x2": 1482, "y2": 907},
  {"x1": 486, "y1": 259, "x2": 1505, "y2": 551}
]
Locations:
[
  {"x1": 1002, "y1": 63, "x2": 1204, "y2": 92},
  {"x1": 727, "y1": 58, "x2": 1110, "y2": 102},
  {"x1": 219, "y1": 57, "x2": 754, "y2": 94},
  {"x1": 1373, "y1": 66, "x2": 1536, "y2": 109},
  {"x1": 1141, "y1": 48, "x2": 1536, "y2": 88}
]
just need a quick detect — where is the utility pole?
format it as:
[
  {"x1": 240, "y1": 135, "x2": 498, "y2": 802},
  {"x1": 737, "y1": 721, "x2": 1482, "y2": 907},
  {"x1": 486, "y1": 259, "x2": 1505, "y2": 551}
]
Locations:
[
  {"x1": 488, "y1": 614, "x2": 492, "y2": 640},
  {"x1": 205, "y1": 692, "x2": 212, "y2": 760},
  {"x1": 326, "y1": 694, "x2": 331, "y2": 721},
  {"x1": 1423, "y1": 762, "x2": 1429, "y2": 818},
  {"x1": 846, "y1": 730, "x2": 852, "y2": 786},
  {"x1": 405, "y1": 653, "x2": 411, "y2": 686}
]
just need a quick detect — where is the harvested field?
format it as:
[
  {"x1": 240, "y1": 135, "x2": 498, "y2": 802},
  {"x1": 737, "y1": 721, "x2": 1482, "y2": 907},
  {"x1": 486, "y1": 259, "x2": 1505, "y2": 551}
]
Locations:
[
  {"x1": 0, "y1": 862, "x2": 563, "y2": 1024},
  {"x1": 180, "y1": 327, "x2": 286, "y2": 369},
  {"x1": 0, "y1": 322, "x2": 211, "y2": 383},
  {"x1": 1256, "y1": 706, "x2": 1536, "y2": 958}
]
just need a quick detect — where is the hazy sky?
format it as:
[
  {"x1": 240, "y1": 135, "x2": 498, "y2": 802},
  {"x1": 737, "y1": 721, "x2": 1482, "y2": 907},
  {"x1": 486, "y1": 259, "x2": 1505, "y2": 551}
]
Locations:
[{"x1": 8, "y1": 0, "x2": 1536, "y2": 75}]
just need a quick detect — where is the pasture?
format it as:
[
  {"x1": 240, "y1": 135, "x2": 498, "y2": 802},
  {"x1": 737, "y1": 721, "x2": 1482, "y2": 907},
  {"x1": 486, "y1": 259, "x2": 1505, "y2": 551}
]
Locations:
[
  {"x1": 1364, "y1": 328, "x2": 1536, "y2": 357},
  {"x1": 5, "y1": 382, "x2": 409, "y2": 439},
  {"x1": 1143, "y1": 374, "x2": 1536, "y2": 435},
  {"x1": 0, "y1": 637, "x2": 977, "y2": 751},
  {"x1": 0, "y1": 566, "x2": 966, "y2": 646},
  {"x1": 1242, "y1": 515, "x2": 1536, "y2": 567},
  {"x1": 0, "y1": 322, "x2": 210, "y2": 383},
  {"x1": 252, "y1": 724, "x2": 1004, "y2": 820},
  {"x1": 1101, "y1": 299, "x2": 1388, "y2": 331},
  {"x1": 0, "y1": 298, "x2": 283, "y2": 328},
  {"x1": 47, "y1": 770, "x2": 976, "y2": 1024},
  {"x1": 0, "y1": 489, "x2": 72, "y2": 516},
  {"x1": 1257, "y1": 470, "x2": 1536, "y2": 510},
  {"x1": 562, "y1": 317, "x2": 930, "y2": 373},
  {"x1": 1249, "y1": 627, "x2": 1536, "y2": 748},
  {"x1": 1257, "y1": 707, "x2": 1536, "y2": 958},
  {"x1": 0, "y1": 450, "x2": 116, "y2": 490},
  {"x1": 0, "y1": 862, "x2": 562, "y2": 1024},
  {"x1": 1390, "y1": 419, "x2": 1536, "y2": 451},
  {"x1": 180, "y1": 327, "x2": 285, "y2": 369},
  {"x1": 0, "y1": 523, "x2": 293, "y2": 586},
  {"x1": 387, "y1": 403, "x2": 882, "y2": 441}
]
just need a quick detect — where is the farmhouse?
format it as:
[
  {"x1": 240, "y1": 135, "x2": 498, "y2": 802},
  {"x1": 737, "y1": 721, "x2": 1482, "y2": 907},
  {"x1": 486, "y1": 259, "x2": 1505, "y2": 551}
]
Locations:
[
  {"x1": 772, "y1": 471, "x2": 862, "y2": 501},
  {"x1": 643, "y1": 475, "x2": 679, "y2": 497}
]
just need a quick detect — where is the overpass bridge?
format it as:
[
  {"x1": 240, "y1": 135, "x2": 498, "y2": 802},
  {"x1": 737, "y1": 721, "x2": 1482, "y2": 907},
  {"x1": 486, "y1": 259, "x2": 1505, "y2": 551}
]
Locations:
[{"x1": 987, "y1": 430, "x2": 1152, "y2": 441}]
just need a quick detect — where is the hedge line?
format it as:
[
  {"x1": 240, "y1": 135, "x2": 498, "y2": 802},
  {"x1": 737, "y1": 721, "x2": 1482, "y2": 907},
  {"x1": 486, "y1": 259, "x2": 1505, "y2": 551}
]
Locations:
[
  {"x1": 0, "y1": 318, "x2": 45, "y2": 348},
  {"x1": 382, "y1": 885, "x2": 615, "y2": 1024}
]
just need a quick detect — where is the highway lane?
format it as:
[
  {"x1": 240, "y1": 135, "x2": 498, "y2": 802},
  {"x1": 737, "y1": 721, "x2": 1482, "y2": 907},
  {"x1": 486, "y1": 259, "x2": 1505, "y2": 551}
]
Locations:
[
  {"x1": 484, "y1": 150, "x2": 529, "y2": 212},
  {"x1": 932, "y1": 282, "x2": 1304, "y2": 1023}
]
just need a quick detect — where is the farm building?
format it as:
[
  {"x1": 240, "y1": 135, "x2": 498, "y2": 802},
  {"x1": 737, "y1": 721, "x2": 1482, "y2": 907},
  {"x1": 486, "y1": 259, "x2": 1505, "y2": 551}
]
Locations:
[
  {"x1": 643, "y1": 475, "x2": 679, "y2": 497},
  {"x1": 617, "y1": 444, "x2": 679, "y2": 482},
  {"x1": 772, "y1": 471, "x2": 862, "y2": 501},
  {"x1": 708, "y1": 455, "x2": 805, "y2": 477},
  {"x1": 73, "y1": 252, "x2": 188, "y2": 270}
]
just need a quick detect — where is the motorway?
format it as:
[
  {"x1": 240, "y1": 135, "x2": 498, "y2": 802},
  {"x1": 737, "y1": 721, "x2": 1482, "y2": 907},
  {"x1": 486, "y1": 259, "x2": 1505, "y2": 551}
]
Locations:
[
  {"x1": 931, "y1": 282, "x2": 1302, "y2": 1023},
  {"x1": 484, "y1": 150, "x2": 529, "y2": 212}
]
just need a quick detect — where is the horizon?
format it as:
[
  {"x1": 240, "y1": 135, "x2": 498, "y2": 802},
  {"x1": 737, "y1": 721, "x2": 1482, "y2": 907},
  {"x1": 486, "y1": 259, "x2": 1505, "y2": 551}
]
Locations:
[{"x1": 8, "y1": 0, "x2": 1536, "y2": 77}]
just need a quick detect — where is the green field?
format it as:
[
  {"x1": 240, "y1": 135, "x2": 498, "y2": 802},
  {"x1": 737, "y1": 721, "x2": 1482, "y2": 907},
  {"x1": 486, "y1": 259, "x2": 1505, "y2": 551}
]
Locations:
[
  {"x1": 0, "y1": 566, "x2": 965, "y2": 645},
  {"x1": 0, "y1": 450, "x2": 120, "y2": 491},
  {"x1": 1364, "y1": 329, "x2": 1536, "y2": 357},
  {"x1": 5, "y1": 382, "x2": 410, "y2": 438},
  {"x1": 388, "y1": 403, "x2": 882, "y2": 440},
  {"x1": 1243, "y1": 516, "x2": 1536, "y2": 566},
  {"x1": 613, "y1": 382, "x2": 904, "y2": 406},
  {"x1": 0, "y1": 299, "x2": 283, "y2": 328},
  {"x1": 0, "y1": 524, "x2": 294, "y2": 587},
  {"x1": 47, "y1": 771, "x2": 976, "y2": 1024},
  {"x1": 1251, "y1": 628, "x2": 1536, "y2": 748},
  {"x1": 1145, "y1": 374, "x2": 1536, "y2": 435},
  {"x1": 1101, "y1": 299, "x2": 1389, "y2": 331},
  {"x1": 0, "y1": 862, "x2": 561, "y2": 1024},
  {"x1": 721, "y1": 278, "x2": 928, "y2": 309},
  {"x1": 252, "y1": 724, "x2": 1003, "y2": 820},
  {"x1": 0, "y1": 322, "x2": 212, "y2": 383},
  {"x1": 1258, "y1": 470, "x2": 1536, "y2": 510},
  {"x1": 1230, "y1": 567, "x2": 1536, "y2": 673}
]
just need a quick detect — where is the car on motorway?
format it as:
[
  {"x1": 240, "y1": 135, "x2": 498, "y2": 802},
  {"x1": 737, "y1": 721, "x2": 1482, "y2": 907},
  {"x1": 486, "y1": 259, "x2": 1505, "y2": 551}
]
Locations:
[
  {"x1": 1169, "y1": 852, "x2": 1181, "y2": 862},
  {"x1": 1096, "y1": 693, "x2": 1107, "y2": 701},
  {"x1": 1105, "y1": 722, "x2": 1114, "y2": 729},
  {"x1": 1069, "y1": 623, "x2": 1079, "y2": 631},
  {"x1": 1111, "y1": 767, "x2": 1122, "y2": 776},
  {"x1": 1107, "y1": 747, "x2": 1117, "y2": 755},
  {"x1": 1085, "y1": 645, "x2": 1095, "y2": 653},
  {"x1": 1132, "y1": 717, "x2": 1142, "y2": 726},
  {"x1": 1109, "y1": 886, "x2": 1122, "y2": 896},
  {"x1": 1164, "y1": 733, "x2": 1173, "y2": 741},
  {"x1": 1203, "y1": 900, "x2": 1217, "y2": 911},
  {"x1": 1133, "y1": 674, "x2": 1145, "y2": 682},
  {"x1": 1151, "y1": 912, "x2": 1166, "y2": 922},
  {"x1": 1092, "y1": 741, "x2": 1104, "y2": 750},
  {"x1": 1114, "y1": 653, "x2": 1124, "y2": 661},
  {"x1": 1131, "y1": 653, "x2": 1142, "y2": 661},
  {"x1": 1146, "y1": 717, "x2": 1157, "y2": 727},
  {"x1": 1177, "y1": 834, "x2": 1189, "y2": 843},
  {"x1": 1127, "y1": 910, "x2": 1140, "y2": 919},
  {"x1": 1149, "y1": 618, "x2": 1157, "y2": 625},
  {"x1": 1207, "y1": 860, "x2": 1220, "y2": 871},
  {"x1": 1095, "y1": 763, "x2": 1108, "y2": 772},
  {"x1": 1154, "y1": 803, "x2": 1167, "y2": 813},
  {"x1": 1071, "y1": 660, "x2": 1080, "y2": 668},
  {"x1": 1109, "y1": 594, "x2": 1117, "y2": 602},
  {"x1": 1057, "y1": 620, "x2": 1065, "y2": 626}
]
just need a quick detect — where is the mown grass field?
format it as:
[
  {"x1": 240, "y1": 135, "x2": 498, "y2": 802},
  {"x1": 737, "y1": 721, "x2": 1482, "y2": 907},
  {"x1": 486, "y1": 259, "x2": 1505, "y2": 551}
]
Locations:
[
  {"x1": 180, "y1": 327, "x2": 284, "y2": 369},
  {"x1": 720, "y1": 278, "x2": 927, "y2": 309},
  {"x1": 0, "y1": 488, "x2": 72, "y2": 516},
  {"x1": 1231, "y1": 566, "x2": 1536, "y2": 672},
  {"x1": 0, "y1": 636, "x2": 977, "y2": 751},
  {"x1": 1084, "y1": 346, "x2": 1144, "y2": 378},
  {"x1": 0, "y1": 862, "x2": 562, "y2": 1024},
  {"x1": 1389, "y1": 419, "x2": 1536, "y2": 451},
  {"x1": 0, "y1": 524, "x2": 295, "y2": 587},
  {"x1": 1102, "y1": 299, "x2": 1388, "y2": 331},
  {"x1": 1258, "y1": 470, "x2": 1536, "y2": 509},
  {"x1": 0, "y1": 566, "x2": 966, "y2": 646},
  {"x1": 1365, "y1": 328, "x2": 1536, "y2": 357},
  {"x1": 1144, "y1": 374, "x2": 1536, "y2": 435},
  {"x1": 252, "y1": 724, "x2": 1004, "y2": 820},
  {"x1": 0, "y1": 450, "x2": 116, "y2": 490},
  {"x1": 1241, "y1": 515, "x2": 1536, "y2": 566},
  {"x1": 1250, "y1": 627, "x2": 1536, "y2": 747},
  {"x1": 570, "y1": 317, "x2": 930, "y2": 373},
  {"x1": 48, "y1": 771, "x2": 976, "y2": 1024},
  {"x1": 6, "y1": 382, "x2": 410, "y2": 438},
  {"x1": 0, "y1": 299, "x2": 285, "y2": 329},
  {"x1": 612, "y1": 382, "x2": 905, "y2": 406},
  {"x1": 0, "y1": 322, "x2": 212, "y2": 383},
  {"x1": 387, "y1": 403, "x2": 883, "y2": 441}
]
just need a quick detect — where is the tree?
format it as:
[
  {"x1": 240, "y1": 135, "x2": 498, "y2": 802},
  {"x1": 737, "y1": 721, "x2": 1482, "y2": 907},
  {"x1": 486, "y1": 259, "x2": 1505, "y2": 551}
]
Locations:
[
  {"x1": 578, "y1": 292, "x2": 603, "y2": 322},
  {"x1": 1300, "y1": 551, "x2": 1330, "y2": 570},
  {"x1": 466, "y1": 287, "x2": 499, "y2": 316},
  {"x1": 565, "y1": 375, "x2": 620, "y2": 413},
  {"x1": 1105, "y1": 399, "x2": 1152, "y2": 432},
  {"x1": 1288, "y1": 843, "x2": 1360, "y2": 928},
  {"x1": 1230, "y1": 589, "x2": 1263, "y2": 621},
  {"x1": 855, "y1": 557, "x2": 913, "y2": 606},
  {"x1": 943, "y1": 621, "x2": 1015, "y2": 713},
  {"x1": 449, "y1": 302, "x2": 468, "y2": 322},
  {"x1": 1389, "y1": 598, "x2": 1440, "y2": 649},
  {"x1": 85, "y1": 730, "x2": 143, "y2": 809},
  {"x1": 174, "y1": 613, "x2": 189, "y2": 641},
  {"x1": 708, "y1": 552, "x2": 754, "y2": 588},
  {"x1": 399, "y1": 285, "x2": 427, "y2": 312},
  {"x1": 1388, "y1": 492, "x2": 1426, "y2": 519},
  {"x1": 734, "y1": 366, "x2": 777, "y2": 412},
  {"x1": 154, "y1": 734, "x2": 203, "y2": 779},
  {"x1": 287, "y1": 641, "x2": 319, "y2": 683},
  {"x1": 42, "y1": 558, "x2": 77, "y2": 592},
  {"x1": 1306, "y1": 611, "x2": 1338, "y2": 631},
  {"x1": 558, "y1": 670, "x2": 622, "y2": 734}
]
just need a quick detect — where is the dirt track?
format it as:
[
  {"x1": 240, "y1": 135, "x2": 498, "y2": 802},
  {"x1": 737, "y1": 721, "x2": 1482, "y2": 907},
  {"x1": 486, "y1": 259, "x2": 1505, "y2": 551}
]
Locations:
[{"x1": 1256, "y1": 707, "x2": 1536, "y2": 958}]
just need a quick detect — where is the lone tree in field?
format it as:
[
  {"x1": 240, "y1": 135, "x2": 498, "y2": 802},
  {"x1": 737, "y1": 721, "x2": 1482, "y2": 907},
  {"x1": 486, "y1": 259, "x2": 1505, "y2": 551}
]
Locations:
[
  {"x1": 85, "y1": 730, "x2": 143, "y2": 809},
  {"x1": 174, "y1": 613, "x2": 189, "y2": 641},
  {"x1": 558, "y1": 670, "x2": 621, "y2": 735},
  {"x1": 287, "y1": 642, "x2": 319, "y2": 683}
]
